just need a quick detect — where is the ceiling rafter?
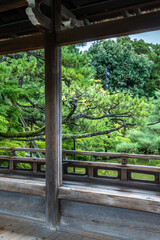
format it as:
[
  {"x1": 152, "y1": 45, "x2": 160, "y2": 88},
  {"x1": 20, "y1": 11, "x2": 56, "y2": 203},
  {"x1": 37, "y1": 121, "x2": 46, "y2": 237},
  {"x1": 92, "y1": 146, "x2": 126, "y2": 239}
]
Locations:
[
  {"x1": 0, "y1": 0, "x2": 160, "y2": 53},
  {"x1": 0, "y1": 0, "x2": 27, "y2": 13},
  {"x1": 0, "y1": 0, "x2": 85, "y2": 31},
  {"x1": 0, "y1": 20, "x2": 33, "y2": 37},
  {"x1": 77, "y1": 0, "x2": 160, "y2": 20},
  {"x1": 70, "y1": 0, "x2": 141, "y2": 17},
  {"x1": 1, "y1": 9, "x2": 160, "y2": 55},
  {"x1": 57, "y1": 10, "x2": 160, "y2": 46}
]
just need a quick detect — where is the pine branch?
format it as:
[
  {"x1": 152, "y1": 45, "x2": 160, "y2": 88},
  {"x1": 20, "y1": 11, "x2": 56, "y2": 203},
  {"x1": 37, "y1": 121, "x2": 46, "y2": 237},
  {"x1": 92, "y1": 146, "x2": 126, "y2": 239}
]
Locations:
[
  {"x1": 10, "y1": 137, "x2": 45, "y2": 141},
  {"x1": 148, "y1": 120, "x2": 160, "y2": 126},
  {"x1": 70, "y1": 112, "x2": 132, "y2": 120},
  {"x1": 0, "y1": 126, "x2": 45, "y2": 139},
  {"x1": 62, "y1": 123, "x2": 134, "y2": 140}
]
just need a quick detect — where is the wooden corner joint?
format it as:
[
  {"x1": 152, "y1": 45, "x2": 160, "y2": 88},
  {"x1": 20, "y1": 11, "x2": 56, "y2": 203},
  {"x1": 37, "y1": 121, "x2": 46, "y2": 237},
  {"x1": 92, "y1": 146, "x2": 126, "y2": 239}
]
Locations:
[{"x1": 25, "y1": 0, "x2": 51, "y2": 31}]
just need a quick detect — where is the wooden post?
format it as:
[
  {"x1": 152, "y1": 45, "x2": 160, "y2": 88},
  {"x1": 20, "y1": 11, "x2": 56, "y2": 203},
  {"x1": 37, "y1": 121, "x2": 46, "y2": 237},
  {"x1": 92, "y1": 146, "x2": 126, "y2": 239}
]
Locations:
[
  {"x1": 73, "y1": 139, "x2": 76, "y2": 160},
  {"x1": 158, "y1": 173, "x2": 160, "y2": 184},
  {"x1": 45, "y1": 0, "x2": 62, "y2": 230},
  {"x1": 33, "y1": 162, "x2": 38, "y2": 172},
  {"x1": 88, "y1": 166, "x2": 94, "y2": 178},
  {"x1": 121, "y1": 157, "x2": 127, "y2": 181},
  {"x1": 9, "y1": 149, "x2": 15, "y2": 171}
]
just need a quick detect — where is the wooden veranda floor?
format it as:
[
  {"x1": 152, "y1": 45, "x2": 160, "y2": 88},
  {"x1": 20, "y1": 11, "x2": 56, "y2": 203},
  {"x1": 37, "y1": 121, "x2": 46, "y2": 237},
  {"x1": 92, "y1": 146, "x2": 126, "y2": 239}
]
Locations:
[{"x1": 0, "y1": 218, "x2": 102, "y2": 240}]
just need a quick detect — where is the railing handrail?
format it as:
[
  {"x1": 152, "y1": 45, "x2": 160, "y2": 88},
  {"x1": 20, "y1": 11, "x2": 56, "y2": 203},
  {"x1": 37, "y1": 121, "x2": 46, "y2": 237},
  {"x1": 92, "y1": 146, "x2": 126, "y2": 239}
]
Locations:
[
  {"x1": 0, "y1": 155, "x2": 45, "y2": 162},
  {"x1": 0, "y1": 147, "x2": 46, "y2": 153},
  {"x1": 0, "y1": 147, "x2": 160, "y2": 184},
  {"x1": 63, "y1": 159, "x2": 160, "y2": 172},
  {"x1": 0, "y1": 147, "x2": 160, "y2": 160},
  {"x1": 63, "y1": 150, "x2": 160, "y2": 160}
]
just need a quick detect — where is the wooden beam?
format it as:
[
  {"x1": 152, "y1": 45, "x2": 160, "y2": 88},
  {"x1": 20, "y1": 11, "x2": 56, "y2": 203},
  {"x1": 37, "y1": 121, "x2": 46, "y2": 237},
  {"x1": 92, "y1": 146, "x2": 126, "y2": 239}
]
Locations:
[
  {"x1": 63, "y1": 150, "x2": 160, "y2": 160},
  {"x1": 0, "y1": 0, "x2": 27, "y2": 13},
  {"x1": 0, "y1": 176, "x2": 45, "y2": 197},
  {"x1": 45, "y1": 0, "x2": 62, "y2": 230},
  {"x1": 0, "y1": 20, "x2": 34, "y2": 37},
  {"x1": 79, "y1": 0, "x2": 160, "y2": 20},
  {"x1": 0, "y1": 33, "x2": 45, "y2": 55},
  {"x1": 71, "y1": 0, "x2": 144, "y2": 17},
  {"x1": 59, "y1": 183, "x2": 160, "y2": 215},
  {"x1": 1, "y1": 10, "x2": 160, "y2": 55},
  {"x1": 60, "y1": 200, "x2": 160, "y2": 240},
  {"x1": 57, "y1": 11, "x2": 160, "y2": 46}
]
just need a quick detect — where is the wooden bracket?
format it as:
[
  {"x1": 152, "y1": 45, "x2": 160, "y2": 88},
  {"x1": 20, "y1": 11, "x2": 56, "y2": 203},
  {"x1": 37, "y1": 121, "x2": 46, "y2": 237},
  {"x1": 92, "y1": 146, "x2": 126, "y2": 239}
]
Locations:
[
  {"x1": 26, "y1": 0, "x2": 51, "y2": 31},
  {"x1": 61, "y1": 5, "x2": 84, "y2": 28},
  {"x1": 25, "y1": 0, "x2": 83, "y2": 31}
]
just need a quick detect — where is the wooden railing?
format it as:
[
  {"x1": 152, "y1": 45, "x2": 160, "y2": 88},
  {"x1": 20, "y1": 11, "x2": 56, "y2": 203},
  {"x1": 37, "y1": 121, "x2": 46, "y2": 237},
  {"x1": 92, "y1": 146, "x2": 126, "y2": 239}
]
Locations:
[
  {"x1": 0, "y1": 147, "x2": 160, "y2": 187},
  {"x1": 63, "y1": 150, "x2": 160, "y2": 186},
  {"x1": 0, "y1": 147, "x2": 46, "y2": 177}
]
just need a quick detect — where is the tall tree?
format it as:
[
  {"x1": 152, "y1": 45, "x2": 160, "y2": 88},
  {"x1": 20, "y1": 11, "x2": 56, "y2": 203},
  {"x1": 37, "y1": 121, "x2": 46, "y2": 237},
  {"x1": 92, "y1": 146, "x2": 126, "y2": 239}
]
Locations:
[{"x1": 89, "y1": 39, "x2": 154, "y2": 97}]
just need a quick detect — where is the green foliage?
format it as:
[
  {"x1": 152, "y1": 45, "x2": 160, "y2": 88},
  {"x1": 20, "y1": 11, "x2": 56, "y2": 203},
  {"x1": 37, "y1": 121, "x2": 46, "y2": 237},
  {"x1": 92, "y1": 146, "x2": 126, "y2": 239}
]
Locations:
[
  {"x1": 62, "y1": 45, "x2": 151, "y2": 152},
  {"x1": 116, "y1": 142, "x2": 139, "y2": 153},
  {"x1": 0, "y1": 38, "x2": 159, "y2": 167},
  {"x1": 120, "y1": 37, "x2": 160, "y2": 94},
  {"x1": 35, "y1": 140, "x2": 45, "y2": 149},
  {"x1": 89, "y1": 39, "x2": 154, "y2": 97},
  {"x1": 0, "y1": 140, "x2": 25, "y2": 156}
]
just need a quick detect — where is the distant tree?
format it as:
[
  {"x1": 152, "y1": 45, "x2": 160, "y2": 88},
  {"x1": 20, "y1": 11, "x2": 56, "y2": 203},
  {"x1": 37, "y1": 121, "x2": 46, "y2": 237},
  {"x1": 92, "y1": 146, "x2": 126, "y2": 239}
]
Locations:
[
  {"x1": 126, "y1": 37, "x2": 160, "y2": 93},
  {"x1": 89, "y1": 39, "x2": 154, "y2": 97}
]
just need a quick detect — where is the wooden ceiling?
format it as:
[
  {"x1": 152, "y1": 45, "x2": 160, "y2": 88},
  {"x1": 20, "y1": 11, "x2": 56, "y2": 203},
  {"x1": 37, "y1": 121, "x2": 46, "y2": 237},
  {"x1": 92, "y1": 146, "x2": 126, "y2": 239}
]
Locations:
[
  {"x1": 62, "y1": 0, "x2": 160, "y2": 22},
  {"x1": 0, "y1": 0, "x2": 160, "y2": 54}
]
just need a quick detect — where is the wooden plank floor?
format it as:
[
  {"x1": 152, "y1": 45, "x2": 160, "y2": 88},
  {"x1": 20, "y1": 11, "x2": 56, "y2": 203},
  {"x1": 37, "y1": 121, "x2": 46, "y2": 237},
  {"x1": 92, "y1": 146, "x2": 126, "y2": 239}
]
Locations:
[{"x1": 0, "y1": 218, "x2": 101, "y2": 240}]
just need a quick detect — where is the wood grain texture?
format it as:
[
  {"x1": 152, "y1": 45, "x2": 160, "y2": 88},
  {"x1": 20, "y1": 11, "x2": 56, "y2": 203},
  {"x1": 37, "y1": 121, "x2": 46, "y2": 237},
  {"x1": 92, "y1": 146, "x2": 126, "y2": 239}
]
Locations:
[
  {"x1": 63, "y1": 174, "x2": 160, "y2": 192},
  {"x1": 0, "y1": 218, "x2": 101, "y2": 240},
  {"x1": 0, "y1": 0, "x2": 27, "y2": 13},
  {"x1": 63, "y1": 160, "x2": 160, "y2": 172},
  {"x1": 0, "y1": 147, "x2": 45, "y2": 152},
  {"x1": 0, "y1": 155, "x2": 45, "y2": 162},
  {"x1": 0, "y1": 33, "x2": 45, "y2": 55},
  {"x1": 0, "y1": 176, "x2": 45, "y2": 196},
  {"x1": 59, "y1": 182, "x2": 160, "y2": 215},
  {"x1": 58, "y1": 225, "x2": 120, "y2": 240},
  {"x1": 1, "y1": 11, "x2": 160, "y2": 54},
  {"x1": 0, "y1": 213, "x2": 46, "y2": 228},
  {"x1": 78, "y1": 0, "x2": 160, "y2": 20},
  {"x1": 1, "y1": 147, "x2": 160, "y2": 160},
  {"x1": 45, "y1": 0, "x2": 62, "y2": 229},
  {"x1": 57, "y1": 11, "x2": 160, "y2": 46},
  {"x1": 63, "y1": 150, "x2": 160, "y2": 160},
  {"x1": 60, "y1": 200, "x2": 160, "y2": 240}
]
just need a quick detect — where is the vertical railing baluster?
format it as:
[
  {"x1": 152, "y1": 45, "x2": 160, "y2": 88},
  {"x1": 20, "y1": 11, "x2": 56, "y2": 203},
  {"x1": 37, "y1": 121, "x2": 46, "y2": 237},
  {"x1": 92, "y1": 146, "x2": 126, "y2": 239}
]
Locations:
[
  {"x1": 33, "y1": 149, "x2": 38, "y2": 173},
  {"x1": 10, "y1": 148, "x2": 15, "y2": 171},
  {"x1": 62, "y1": 153, "x2": 67, "y2": 177},
  {"x1": 33, "y1": 162, "x2": 38, "y2": 172},
  {"x1": 30, "y1": 148, "x2": 33, "y2": 158},
  {"x1": 158, "y1": 173, "x2": 160, "y2": 184},
  {"x1": 121, "y1": 157, "x2": 127, "y2": 181},
  {"x1": 88, "y1": 166, "x2": 94, "y2": 178}
]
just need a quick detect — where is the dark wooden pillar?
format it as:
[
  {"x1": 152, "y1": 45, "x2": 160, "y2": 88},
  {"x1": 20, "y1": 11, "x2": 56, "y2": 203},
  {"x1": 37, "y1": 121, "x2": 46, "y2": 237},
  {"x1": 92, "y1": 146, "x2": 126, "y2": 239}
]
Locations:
[{"x1": 45, "y1": 0, "x2": 62, "y2": 229}]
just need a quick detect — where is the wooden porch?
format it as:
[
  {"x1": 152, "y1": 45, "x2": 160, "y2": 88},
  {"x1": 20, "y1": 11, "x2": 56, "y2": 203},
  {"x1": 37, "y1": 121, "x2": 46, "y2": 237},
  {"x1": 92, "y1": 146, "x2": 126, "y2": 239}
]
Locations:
[
  {"x1": 0, "y1": 218, "x2": 101, "y2": 240},
  {"x1": 0, "y1": 147, "x2": 160, "y2": 239},
  {"x1": 0, "y1": 0, "x2": 160, "y2": 239}
]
